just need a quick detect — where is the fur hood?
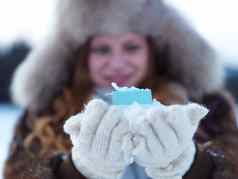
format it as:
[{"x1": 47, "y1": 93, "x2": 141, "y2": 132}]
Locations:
[{"x1": 11, "y1": 0, "x2": 224, "y2": 112}]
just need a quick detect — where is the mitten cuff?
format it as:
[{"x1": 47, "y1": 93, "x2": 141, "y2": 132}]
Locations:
[{"x1": 72, "y1": 148, "x2": 124, "y2": 179}]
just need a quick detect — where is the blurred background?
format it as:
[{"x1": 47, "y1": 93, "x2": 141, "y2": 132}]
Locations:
[{"x1": 0, "y1": 0, "x2": 238, "y2": 178}]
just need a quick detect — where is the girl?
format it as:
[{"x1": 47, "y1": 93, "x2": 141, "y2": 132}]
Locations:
[{"x1": 4, "y1": 0, "x2": 238, "y2": 178}]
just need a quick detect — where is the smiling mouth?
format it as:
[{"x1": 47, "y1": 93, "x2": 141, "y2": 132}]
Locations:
[{"x1": 107, "y1": 75, "x2": 131, "y2": 85}]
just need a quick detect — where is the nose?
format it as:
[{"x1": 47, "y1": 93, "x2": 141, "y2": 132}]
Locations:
[{"x1": 108, "y1": 53, "x2": 127, "y2": 71}]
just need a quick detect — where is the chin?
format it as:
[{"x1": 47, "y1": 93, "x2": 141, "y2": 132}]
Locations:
[{"x1": 122, "y1": 79, "x2": 139, "y2": 87}]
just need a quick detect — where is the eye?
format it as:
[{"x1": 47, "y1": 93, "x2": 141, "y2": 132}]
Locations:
[
  {"x1": 124, "y1": 43, "x2": 141, "y2": 53},
  {"x1": 91, "y1": 45, "x2": 111, "y2": 55}
]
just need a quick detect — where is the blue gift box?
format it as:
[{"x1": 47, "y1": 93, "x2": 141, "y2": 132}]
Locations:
[{"x1": 111, "y1": 83, "x2": 153, "y2": 105}]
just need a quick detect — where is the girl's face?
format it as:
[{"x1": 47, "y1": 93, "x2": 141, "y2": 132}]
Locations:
[{"x1": 88, "y1": 33, "x2": 150, "y2": 88}]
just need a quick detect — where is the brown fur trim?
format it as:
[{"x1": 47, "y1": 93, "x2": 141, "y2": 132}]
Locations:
[
  {"x1": 4, "y1": 145, "x2": 55, "y2": 179},
  {"x1": 204, "y1": 131, "x2": 238, "y2": 179},
  {"x1": 195, "y1": 91, "x2": 237, "y2": 143}
]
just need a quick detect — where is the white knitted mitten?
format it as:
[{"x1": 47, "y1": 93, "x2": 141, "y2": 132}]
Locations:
[
  {"x1": 64, "y1": 99, "x2": 133, "y2": 179},
  {"x1": 132, "y1": 103, "x2": 209, "y2": 179}
]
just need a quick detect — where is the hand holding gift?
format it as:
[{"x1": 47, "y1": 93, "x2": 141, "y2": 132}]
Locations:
[
  {"x1": 64, "y1": 99, "x2": 133, "y2": 179},
  {"x1": 131, "y1": 103, "x2": 208, "y2": 179},
  {"x1": 64, "y1": 83, "x2": 209, "y2": 179}
]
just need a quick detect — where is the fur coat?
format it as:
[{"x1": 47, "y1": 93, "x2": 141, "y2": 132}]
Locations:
[{"x1": 4, "y1": 81, "x2": 238, "y2": 179}]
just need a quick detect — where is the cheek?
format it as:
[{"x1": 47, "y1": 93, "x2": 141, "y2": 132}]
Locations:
[
  {"x1": 88, "y1": 55, "x2": 110, "y2": 86},
  {"x1": 131, "y1": 51, "x2": 149, "y2": 73},
  {"x1": 88, "y1": 56, "x2": 107, "y2": 73},
  {"x1": 125, "y1": 51, "x2": 150, "y2": 86}
]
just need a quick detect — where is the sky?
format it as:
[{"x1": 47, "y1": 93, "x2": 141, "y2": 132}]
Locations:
[
  {"x1": 168, "y1": 0, "x2": 238, "y2": 65},
  {"x1": 0, "y1": 0, "x2": 237, "y2": 64},
  {"x1": 0, "y1": 0, "x2": 55, "y2": 46}
]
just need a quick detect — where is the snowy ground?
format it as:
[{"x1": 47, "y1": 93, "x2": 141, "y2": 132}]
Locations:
[{"x1": 0, "y1": 104, "x2": 22, "y2": 179}]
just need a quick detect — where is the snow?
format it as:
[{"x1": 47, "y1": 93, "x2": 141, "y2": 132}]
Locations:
[{"x1": 0, "y1": 104, "x2": 22, "y2": 179}]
